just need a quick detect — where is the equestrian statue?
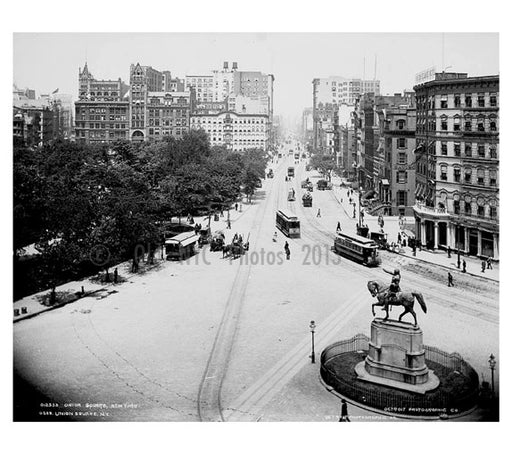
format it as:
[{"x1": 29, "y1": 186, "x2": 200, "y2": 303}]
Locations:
[{"x1": 367, "y1": 268, "x2": 427, "y2": 326}]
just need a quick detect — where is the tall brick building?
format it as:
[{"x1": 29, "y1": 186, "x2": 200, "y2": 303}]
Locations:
[
  {"x1": 75, "y1": 63, "x2": 130, "y2": 144},
  {"x1": 413, "y1": 73, "x2": 499, "y2": 259}
]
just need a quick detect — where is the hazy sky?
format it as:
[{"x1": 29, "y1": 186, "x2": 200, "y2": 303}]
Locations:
[{"x1": 13, "y1": 33, "x2": 498, "y2": 124}]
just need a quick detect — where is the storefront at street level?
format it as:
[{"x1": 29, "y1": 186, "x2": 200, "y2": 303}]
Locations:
[{"x1": 413, "y1": 203, "x2": 499, "y2": 260}]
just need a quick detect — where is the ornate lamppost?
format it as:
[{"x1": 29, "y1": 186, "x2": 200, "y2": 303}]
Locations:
[
  {"x1": 488, "y1": 353, "x2": 496, "y2": 396},
  {"x1": 309, "y1": 320, "x2": 316, "y2": 364}
]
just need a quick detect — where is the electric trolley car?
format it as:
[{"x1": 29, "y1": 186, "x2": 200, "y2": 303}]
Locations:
[
  {"x1": 333, "y1": 231, "x2": 381, "y2": 266},
  {"x1": 276, "y1": 209, "x2": 300, "y2": 238}
]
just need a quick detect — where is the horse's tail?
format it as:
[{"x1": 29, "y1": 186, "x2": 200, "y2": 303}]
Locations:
[{"x1": 413, "y1": 292, "x2": 427, "y2": 313}]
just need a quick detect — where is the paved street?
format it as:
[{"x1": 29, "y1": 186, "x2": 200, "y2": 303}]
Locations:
[{"x1": 13, "y1": 143, "x2": 499, "y2": 422}]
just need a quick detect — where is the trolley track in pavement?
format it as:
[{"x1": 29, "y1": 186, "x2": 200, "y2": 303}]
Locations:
[{"x1": 197, "y1": 156, "x2": 286, "y2": 421}]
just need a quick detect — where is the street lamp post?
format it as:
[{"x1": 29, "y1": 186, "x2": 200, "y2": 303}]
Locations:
[
  {"x1": 309, "y1": 320, "x2": 316, "y2": 364},
  {"x1": 488, "y1": 354, "x2": 496, "y2": 396}
]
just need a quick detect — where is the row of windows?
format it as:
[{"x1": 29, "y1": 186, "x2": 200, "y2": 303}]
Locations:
[
  {"x1": 451, "y1": 201, "x2": 497, "y2": 219},
  {"x1": 191, "y1": 119, "x2": 266, "y2": 124},
  {"x1": 76, "y1": 122, "x2": 126, "y2": 129},
  {"x1": 76, "y1": 123, "x2": 127, "y2": 129},
  {"x1": 417, "y1": 116, "x2": 498, "y2": 133},
  {"x1": 439, "y1": 142, "x2": 498, "y2": 159},
  {"x1": 148, "y1": 119, "x2": 187, "y2": 127},
  {"x1": 81, "y1": 115, "x2": 127, "y2": 121},
  {"x1": 148, "y1": 128, "x2": 188, "y2": 135},
  {"x1": 417, "y1": 93, "x2": 498, "y2": 110},
  {"x1": 439, "y1": 166, "x2": 498, "y2": 186}
]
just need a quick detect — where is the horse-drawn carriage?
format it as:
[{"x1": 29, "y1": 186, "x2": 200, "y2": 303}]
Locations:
[
  {"x1": 302, "y1": 191, "x2": 313, "y2": 207},
  {"x1": 222, "y1": 238, "x2": 249, "y2": 259},
  {"x1": 210, "y1": 231, "x2": 225, "y2": 252},
  {"x1": 198, "y1": 227, "x2": 211, "y2": 247},
  {"x1": 370, "y1": 231, "x2": 388, "y2": 249}
]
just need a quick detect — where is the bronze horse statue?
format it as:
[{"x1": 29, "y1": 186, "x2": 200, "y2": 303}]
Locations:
[{"x1": 367, "y1": 280, "x2": 427, "y2": 326}]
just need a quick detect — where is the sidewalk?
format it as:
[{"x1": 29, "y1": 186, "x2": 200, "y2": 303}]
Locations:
[{"x1": 329, "y1": 174, "x2": 499, "y2": 282}]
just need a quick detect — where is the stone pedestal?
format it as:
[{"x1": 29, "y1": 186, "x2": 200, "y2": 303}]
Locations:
[{"x1": 355, "y1": 318, "x2": 439, "y2": 394}]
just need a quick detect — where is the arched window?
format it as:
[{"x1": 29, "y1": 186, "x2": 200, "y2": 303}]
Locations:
[
  {"x1": 440, "y1": 164, "x2": 448, "y2": 181},
  {"x1": 464, "y1": 167, "x2": 472, "y2": 183},
  {"x1": 464, "y1": 115, "x2": 472, "y2": 131},
  {"x1": 453, "y1": 115, "x2": 461, "y2": 131},
  {"x1": 477, "y1": 115, "x2": 485, "y2": 132},
  {"x1": 453, "y1": 166, "x2": 461, "y2": 182},
  {"x1": 440, "y1": 114, "x2": 448, "y2": 131},
  {"x1": 489, "y1": 115, "x2": 497, "y2": 131},
  {"x1": 489, "y1": 169, "x2": 497, "y2": 186},
  {"x1": 477, "y1": 168, "x2": 485, "y2": 185}
]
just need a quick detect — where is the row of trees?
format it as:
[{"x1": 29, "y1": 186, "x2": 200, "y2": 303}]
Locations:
[{"x1": 13, "y1": 130, "x2": 268, "y2": 299}]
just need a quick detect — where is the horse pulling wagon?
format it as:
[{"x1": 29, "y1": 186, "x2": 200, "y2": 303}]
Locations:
[
  {"x1": 210, "y1": 231, "x2": 225, "y2": 252},
  {"x1": 302, "y1": 192, "x2": 312, "y2": 207}
]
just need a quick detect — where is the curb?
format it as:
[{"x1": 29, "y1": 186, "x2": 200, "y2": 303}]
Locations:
[
  {"x1": 13, "y1": 288, "x2": 106, "y2": 324},
  {"x1": 387, "y1": 250, "x2": 499, "y2": 284}
]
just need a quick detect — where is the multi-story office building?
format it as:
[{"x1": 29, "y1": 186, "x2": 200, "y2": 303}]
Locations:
[
  {"x1": 377, "y1": 106, "x2": 417, "y2": 216},
  {"x1": 413, "y1": 73, "x2": 499, "y2": 259},
  {"x1": 75, "y1": 63, "x2": 130, "y2": 144},
  {"x1": 145, "y1": 91, "x2": 191, "y2": 141},
  {"x1": 190, "y1": 111, "x2": 269, "y2": 152},
  {"x1": 129, "y1": 63, "x2": 192, "y2": 142},
  {"x1": 354, "y1": 92, "x2": 415, "y2": 194}
]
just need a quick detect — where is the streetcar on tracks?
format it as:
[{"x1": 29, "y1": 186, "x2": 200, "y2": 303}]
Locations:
[
  {"x1": 333, "y1": 231, "x2": 381, "y2": 266},
  {"x1": 165, "y1": 231, "x2": 200, "y2": 260},
  {"x1": 276, "y1": 209, "x2": 301, "y2": 238},
  {"x1": 287, "y1": 166, "x2": 295, "y2": 178},
  {"x1": 287, "y1": 188, "x2": 296, "y2": 201}
]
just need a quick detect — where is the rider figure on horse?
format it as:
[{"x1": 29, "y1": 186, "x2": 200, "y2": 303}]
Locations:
[{"x1": 383, "y1": 268, "x2": 401, "y2": 304}]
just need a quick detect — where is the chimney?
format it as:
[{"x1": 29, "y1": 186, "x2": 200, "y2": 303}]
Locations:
[
  {"x1": 232, "y1": 62, "x2": 238, "y2": 70},
  {"x1": 223, "y1": 61, "x2": 229, "y2": 70}
]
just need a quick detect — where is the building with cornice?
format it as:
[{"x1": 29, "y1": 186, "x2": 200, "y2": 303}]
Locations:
[
  {"x1": 75, "y1": 63, "x2": 130, "y2": 144},
  {"x1": 413, "y1": 72, "x2": 499, "y2": 259}
]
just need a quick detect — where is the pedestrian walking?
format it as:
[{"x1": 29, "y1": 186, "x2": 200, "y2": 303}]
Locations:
[
  {"x1": 487, "y1": 257, "x2": 493, "y2": 270},
  {"x1": 317, "y1": 208, "x2": 321, "y2": 218},
  {"x1": 462, "y1": 260, "x2": 466, "y2": 273},
  {"x1": 448, "y1": 272, "x2": 454, "y2": 287},
  {"x1": 447, "y1": 246, "x2": 451, "y2": 258},
  {"x1": 114, "y1": 267, "x2": 119, "y2": 284},
  {"x1": 397, "y1": 232, "x2": 401, "y2": 243},
  {"x1": 273, "y1": 231, "x2": 278, "y2": 242},
  {"x1": 339, "y1": 399, "x2": 350, "y2": 422},
  {"x1": 284, "y1": 241, "x2": 290, "y2": 260},
  {"x1": 481, "y1": 261, "x2": 486, "y2": 273},
  {"x1": 235, "y1": 203, "x2": 238, "y2": 211},
  {"x1": 227, "y1": 219, "x2": 231, "y2": 229},
  {"x1": 336, "y1": 221, "x2": 341, "y2": 232}
]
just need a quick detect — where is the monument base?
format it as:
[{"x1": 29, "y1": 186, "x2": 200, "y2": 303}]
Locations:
[
  {"x1": 355, "y1": 361, "x2": 440, "y2": 394},
  {"x1": 355, "y1": 318, "x2": 439, "y2": 394}
]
